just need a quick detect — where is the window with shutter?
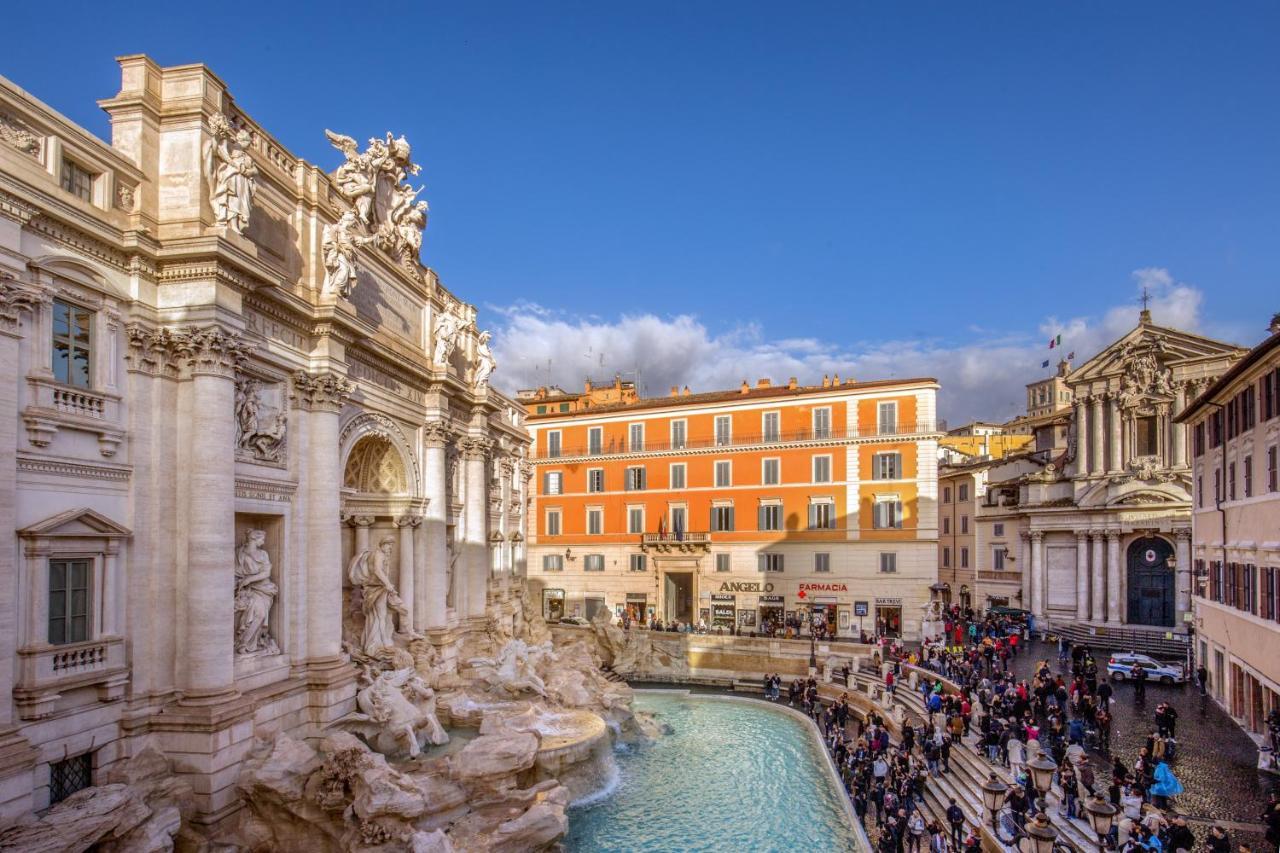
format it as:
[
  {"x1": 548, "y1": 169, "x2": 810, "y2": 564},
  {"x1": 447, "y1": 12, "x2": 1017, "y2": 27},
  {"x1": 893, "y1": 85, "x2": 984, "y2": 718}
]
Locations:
[
  {"x1": 763, "y1": 411, "x2": 780, "y2": 442},
  {"x1": 715, "y1": 416, "x2": 732, "y2": 446},
  {"x1": 670, "y1": 464, "x2": 686, "y2": 489},
  {"x1": 812, "y1": 407, "x2": 831, "y2": 439},
  {"x1": 671, "y1": 420, "x2": 687, "y2": 449}
]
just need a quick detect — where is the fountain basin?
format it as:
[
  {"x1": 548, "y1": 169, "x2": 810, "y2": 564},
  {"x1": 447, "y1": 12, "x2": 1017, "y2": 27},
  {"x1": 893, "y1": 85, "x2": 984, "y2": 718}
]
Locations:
[{"x1": 565, "y1": 691, "x2": 868, "y2": 851}]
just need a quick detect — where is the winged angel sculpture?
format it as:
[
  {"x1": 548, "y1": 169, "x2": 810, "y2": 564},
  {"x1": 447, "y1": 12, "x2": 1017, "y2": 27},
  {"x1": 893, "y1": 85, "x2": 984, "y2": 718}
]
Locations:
[{"x1": 318, "y1": 130, "x2": 429, "y2": 297}]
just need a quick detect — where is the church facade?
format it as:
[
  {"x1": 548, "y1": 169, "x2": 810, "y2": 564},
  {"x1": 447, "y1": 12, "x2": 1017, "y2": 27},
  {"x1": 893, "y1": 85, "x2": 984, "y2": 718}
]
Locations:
[
  {"x1": 978, "y1": 312, "x2": 1245, "y2": 646},
  {"x1": 0, "y1": 57, "x2": 528, "y2": 827}
]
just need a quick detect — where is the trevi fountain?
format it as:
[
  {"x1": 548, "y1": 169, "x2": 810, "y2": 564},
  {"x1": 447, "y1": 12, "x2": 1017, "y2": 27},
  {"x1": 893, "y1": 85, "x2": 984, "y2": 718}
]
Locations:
[{"x1": 0, "y1": 55, "x2": 865, "y2": 852}]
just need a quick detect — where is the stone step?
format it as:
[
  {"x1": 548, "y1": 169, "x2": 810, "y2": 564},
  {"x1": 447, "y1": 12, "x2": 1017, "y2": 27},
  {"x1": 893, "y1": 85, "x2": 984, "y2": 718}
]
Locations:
[{"x1": 864, "y1": 673, "x2": 1099, "y2": 850}]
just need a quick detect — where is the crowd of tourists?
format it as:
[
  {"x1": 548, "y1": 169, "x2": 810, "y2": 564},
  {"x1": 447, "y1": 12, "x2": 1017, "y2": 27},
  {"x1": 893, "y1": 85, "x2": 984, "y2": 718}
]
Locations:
[
  {"x1": 758, "y1": 606, "x2": 1280, "y2": 852},
  {"x1": 900, "y1": 606, "x2": 1277, "y2": 852}
]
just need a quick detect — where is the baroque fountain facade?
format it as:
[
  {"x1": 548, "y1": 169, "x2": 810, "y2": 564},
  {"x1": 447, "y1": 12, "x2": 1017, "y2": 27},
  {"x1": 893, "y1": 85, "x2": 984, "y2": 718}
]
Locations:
[{"x1": 0, "y1": 56, "x2": 645, "y2": 851}]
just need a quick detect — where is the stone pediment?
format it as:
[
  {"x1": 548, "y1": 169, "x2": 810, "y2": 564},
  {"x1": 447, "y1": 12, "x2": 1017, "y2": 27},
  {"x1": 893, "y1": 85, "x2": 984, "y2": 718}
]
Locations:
[
  {"x1": 1112, "y1": 490, "x2": 1181, "y2": 506},
  {"x1": 18, "y1": 507, "x2": 132, "y2": 538},
  {"x1": 1067, "y1": 322, "x2": 1242, "y2": 386}
]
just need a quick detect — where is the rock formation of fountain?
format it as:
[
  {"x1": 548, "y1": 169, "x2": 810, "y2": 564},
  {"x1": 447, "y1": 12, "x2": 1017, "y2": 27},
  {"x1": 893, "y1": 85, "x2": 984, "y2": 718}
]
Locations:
[{"x1": 1, "y1": 584, "x2": 647, "y2": 852}]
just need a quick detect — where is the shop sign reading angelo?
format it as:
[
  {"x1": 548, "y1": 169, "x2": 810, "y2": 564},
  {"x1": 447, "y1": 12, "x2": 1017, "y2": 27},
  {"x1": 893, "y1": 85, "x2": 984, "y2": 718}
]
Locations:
[{"x1": 719, "y1": 581, "x2": 774, "y2": 593}]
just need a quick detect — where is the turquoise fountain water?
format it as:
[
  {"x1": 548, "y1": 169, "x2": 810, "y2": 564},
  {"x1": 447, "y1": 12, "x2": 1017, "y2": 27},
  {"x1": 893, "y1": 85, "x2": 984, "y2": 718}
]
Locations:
[{"x1": 565, "y1": 691, "x2": 865, "y2": 852}]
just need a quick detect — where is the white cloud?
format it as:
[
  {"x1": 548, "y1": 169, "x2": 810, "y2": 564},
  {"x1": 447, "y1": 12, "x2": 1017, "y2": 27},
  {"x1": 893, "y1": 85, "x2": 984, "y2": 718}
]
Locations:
[{"x1": 487, "y1": 268, "x2": 1207, "y2": 426}]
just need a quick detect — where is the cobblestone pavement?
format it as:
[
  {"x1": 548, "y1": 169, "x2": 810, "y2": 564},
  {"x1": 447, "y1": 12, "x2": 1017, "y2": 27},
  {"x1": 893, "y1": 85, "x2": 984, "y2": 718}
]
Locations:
[{"x1": 1008, "y1": 640, "x2": 1278, "y2": 846}]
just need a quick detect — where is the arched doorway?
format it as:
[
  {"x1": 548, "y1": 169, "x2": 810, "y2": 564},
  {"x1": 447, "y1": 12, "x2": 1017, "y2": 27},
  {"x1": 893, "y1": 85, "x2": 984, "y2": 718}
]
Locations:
[{"x1": 1127, "y1": 536, "x2": 1174, "y2": 627}]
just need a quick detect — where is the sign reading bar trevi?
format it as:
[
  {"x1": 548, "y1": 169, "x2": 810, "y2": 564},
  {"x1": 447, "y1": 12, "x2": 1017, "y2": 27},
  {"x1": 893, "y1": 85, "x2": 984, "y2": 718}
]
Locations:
[{"x1": 718, "y1": 581, "x2": 774, "y2": 593}]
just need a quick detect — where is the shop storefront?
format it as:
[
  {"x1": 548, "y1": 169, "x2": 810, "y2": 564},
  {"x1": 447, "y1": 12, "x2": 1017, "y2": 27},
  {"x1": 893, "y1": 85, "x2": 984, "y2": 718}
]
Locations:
[
  {"x1": 710, "y1": 594, "x2": 736, "y2": 628},
  {"x1": 543, "y1": 588, "x2": 565, "y2": 621},
  {"x1": 624, "y1": 593, "x2": 648, "y2": 625},
  {"x1": 805, "y1": 601, "x2": 834, "y2": 633},
  {"x1": 875, "y1": 597, "x2": 902, "y2": 638},
  {"x1": 758, "y1": 595, "x2": 785, "y2": 629},
  {"x1": 797, "y1": 582, "x2": 850, "y2": 637}
]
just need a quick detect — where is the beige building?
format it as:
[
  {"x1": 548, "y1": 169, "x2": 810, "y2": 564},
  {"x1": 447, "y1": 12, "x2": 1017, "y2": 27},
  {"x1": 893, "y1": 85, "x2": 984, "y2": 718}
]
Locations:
[
  {"x1": 1177, "y1": 317, "x2": 1280, "y2": 743},
  {"x1": 974, "y1": 312, "x2": 1245, "y2": 651},
  {"x1": 0, "y1": 58, "x2": 527, "y2": 829}
]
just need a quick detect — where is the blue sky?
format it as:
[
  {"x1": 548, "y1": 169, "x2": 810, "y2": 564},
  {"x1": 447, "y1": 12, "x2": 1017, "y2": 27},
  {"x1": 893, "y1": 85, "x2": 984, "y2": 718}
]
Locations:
[{"x1": 4, "y1": 2, "x2": 1277, "y2": 421}]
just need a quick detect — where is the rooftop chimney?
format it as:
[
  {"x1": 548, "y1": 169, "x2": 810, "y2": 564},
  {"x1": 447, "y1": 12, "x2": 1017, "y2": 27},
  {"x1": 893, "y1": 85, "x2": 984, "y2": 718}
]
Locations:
[
  {"x1": 670, "y1": 385, "x2": 679, "y2": 397},
  {"x1": 757, "y1": 378, "x2": 771, "y2": 388},
  {"x1": 844, "y1": 377, "x2": 856, "y2": 385},
  {"x1": 740, "y1": 380, "x2": 750, "y2": 394},
  {"x1": 832, "y1": 373, "x2": 840, "y2": 386},
  {"x1": 584, "y1": 379, "x2": 593, "y2": 393},
  {"x1": 1270, "y1": 312, "x2": 1280, "y2": 335},
  {"x1": 788, "y1": 377, "x2": 798, "y2": 390},
  {"x1": 821, "y1": 375, "x2": 831, "y2": 388},
  {"x1": 682, "y1": 385, "x2": 690, "y2": 396}
]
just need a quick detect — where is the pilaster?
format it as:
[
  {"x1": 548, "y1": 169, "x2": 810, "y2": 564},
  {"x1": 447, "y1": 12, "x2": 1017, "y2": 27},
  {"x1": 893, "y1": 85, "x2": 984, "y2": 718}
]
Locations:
[
  {"x1": 1030, "y1": 531, "x2": 1045, "y2": 617},
  {"x1": 1089, "y1": 530, "x2": 1106, "y2": 623},
  {"x1": 422, "y1": 421, "x2": 450, "y2": 630},
  {"x1": 1106, "y1": 532, "x2": 1123, "y2": 624},
  {"x1": 1075, "y1": 532, "x2": 1090, "y2": 621}
]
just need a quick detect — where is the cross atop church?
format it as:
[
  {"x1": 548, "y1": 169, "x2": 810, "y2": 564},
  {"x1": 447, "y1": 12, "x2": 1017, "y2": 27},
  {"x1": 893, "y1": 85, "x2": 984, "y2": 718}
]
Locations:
[{"x1": 1139, "y1": 285, "x2": 1152, "y2": 324}]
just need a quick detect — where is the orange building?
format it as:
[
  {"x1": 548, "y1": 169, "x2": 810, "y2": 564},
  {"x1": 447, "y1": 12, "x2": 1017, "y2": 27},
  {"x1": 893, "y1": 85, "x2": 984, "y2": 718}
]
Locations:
[{"x1": 526, "y1": 375, "x2": 942, "y2": 640}]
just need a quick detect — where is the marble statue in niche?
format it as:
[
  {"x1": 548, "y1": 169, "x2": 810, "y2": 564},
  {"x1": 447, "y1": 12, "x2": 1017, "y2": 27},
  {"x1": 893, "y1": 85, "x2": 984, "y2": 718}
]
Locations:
[
  {"x1": 234, "y1": 529, "x2": 279, "y2": 655},
  {"x1": 473, "y1": 330, "x2": 496, "y2": 389},
  {"x1": 234, "y1": 377, "x2": 287, "y2": 463},
  {"x1": 347, "y1": 536, "x2": 409, "y2": 657},
  {"x1": 204, "y1": 113, "x2": 258, "y2": 234}
]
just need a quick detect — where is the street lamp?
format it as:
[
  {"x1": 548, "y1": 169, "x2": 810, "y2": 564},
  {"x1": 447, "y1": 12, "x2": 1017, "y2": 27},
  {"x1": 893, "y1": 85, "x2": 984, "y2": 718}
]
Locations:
[
  {"x1": 1027, "y1": 751, "x2": 1057, "y2": 805},
  {"x1": 1083, "y1": 795, "x2": 1117, "y2": 849},
  {"x1": 1022, "y1": 812, "x2": 1059, "y2": 853},
  {"x1": 980, "y1": 772, "x2": 1009, "y2": 830}
]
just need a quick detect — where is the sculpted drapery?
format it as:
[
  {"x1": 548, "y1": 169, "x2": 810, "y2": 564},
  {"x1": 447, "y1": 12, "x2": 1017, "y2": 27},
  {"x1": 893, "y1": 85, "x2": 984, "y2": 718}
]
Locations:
[
  {"x1": 347, "y1": 536, "x2": 409, "y2": 656},
  {"x1": 234, "y1": 529, "x2": 279, "y2": 655}
]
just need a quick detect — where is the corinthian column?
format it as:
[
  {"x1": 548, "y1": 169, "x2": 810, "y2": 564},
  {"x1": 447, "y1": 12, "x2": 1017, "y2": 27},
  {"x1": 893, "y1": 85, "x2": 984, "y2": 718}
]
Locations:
[
  {"x1": 1030, "y1": 532, "x2": 1045, "y2": 618},
  {"x1": 1171, "y1": 384, "x2": 1187, "y2": 467},
  {"x1": 461, "y1": 435, "x2": 491, "y2": 620},
  {"x1": 1090, "y1": 530, "x2": 1105, "y2": 623},
  {"x1": 1089, "y1": 396, "x2": 1105, "y2": 475},
  {"x1": 294, "y1": 371, "x2": 352, "y2": 664},
  {"x1": 1106, "y1": 532, "x2": 1123, "y2": 624},
  {"x1": 1108, "y1": 394, "x2": 1123, "y2": 472},
  {"x1": 1073, "y1": 399, "x2": 1089, "y2": 475},
  {"x1": 1175, "y1": 527, "x2": 1192, "y2": 621},
  {"x1": 1075, "y1": 532, "x2": 1089, "y2": 620},
  {"x1": 395, "y1": 515, "x2": 419, "y2": 634},
  {"x1": 177, "y1": 326, "x2": 249, "y2": 703},
  {"x1": 1019, "y1": 532, "x2": 1031, "y2": 611},
  {"x1": 422, "y1": 423, "x2": 450, "y2": 629}
]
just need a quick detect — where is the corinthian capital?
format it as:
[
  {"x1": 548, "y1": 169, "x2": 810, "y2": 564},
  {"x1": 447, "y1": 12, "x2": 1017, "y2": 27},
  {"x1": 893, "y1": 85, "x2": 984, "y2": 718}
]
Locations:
[
  {"x1": 422, "y1": 420, "x2": 452, "y2": 449},
  {"x1": 0, "y1": 273, "x2": 52, "y2": 335},
  {"x1": 173, "y1": 326, "x2": 251, "y2": 378},
  {"x1": 125, "y1": 324, "x2": 182, "y2": 377},
  {"x1": 460, "y1": 436, "x2": 492, "y2": 461},
  {"x1": 293, "y1": 370, "x2": 353, "y2": 412}
]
